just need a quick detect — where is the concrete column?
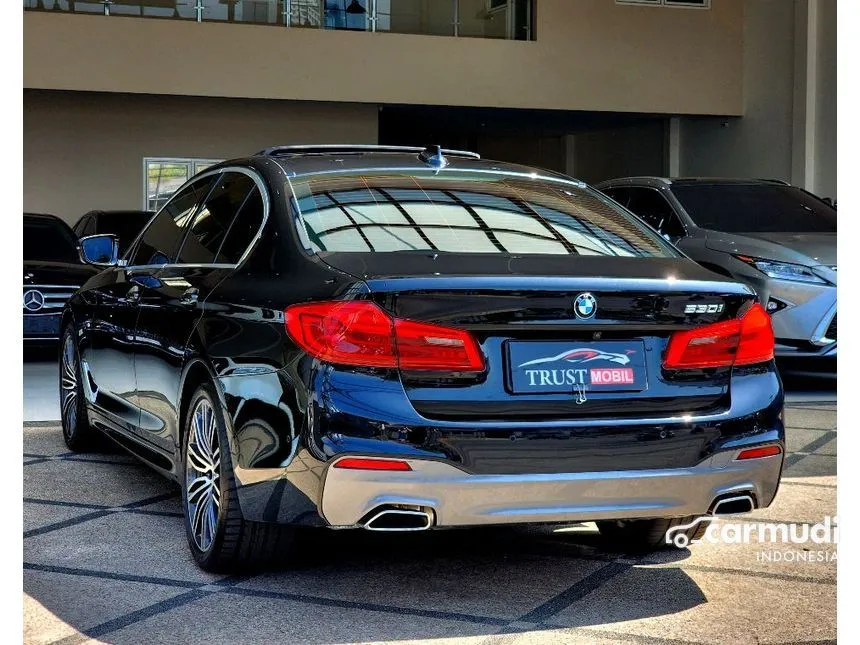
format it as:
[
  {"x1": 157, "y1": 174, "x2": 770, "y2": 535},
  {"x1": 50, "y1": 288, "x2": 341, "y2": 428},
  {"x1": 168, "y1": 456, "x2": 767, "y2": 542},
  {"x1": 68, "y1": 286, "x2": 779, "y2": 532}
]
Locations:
[
  {"x1": 791, "y1": 0, "x2": 818, "y2": 191},
  {"x1": 667, "y1": 117, "x2": 681, "y2": 178},
  {"x1": 564, "y1": 134, "x2": 577, "y2": 178}
]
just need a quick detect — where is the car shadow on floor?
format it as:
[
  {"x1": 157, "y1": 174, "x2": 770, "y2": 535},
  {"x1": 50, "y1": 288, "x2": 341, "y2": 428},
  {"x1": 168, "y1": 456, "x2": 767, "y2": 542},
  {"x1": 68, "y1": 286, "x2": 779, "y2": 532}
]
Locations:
[{"x1": 25, "y1": 520, "x2": 705, "y2": 644}]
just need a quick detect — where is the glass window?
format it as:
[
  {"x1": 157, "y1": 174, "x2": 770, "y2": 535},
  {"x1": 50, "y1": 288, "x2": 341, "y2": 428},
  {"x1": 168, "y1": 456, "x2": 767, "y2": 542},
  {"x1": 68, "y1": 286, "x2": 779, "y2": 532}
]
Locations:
[
  {"x1": 376, "y1": 0, "x2": 455, "y2": 36},
  {"x1": 324, "y1": 0, "x2": 370, "y2": 30},
  {"x1": 144, "y1": 158, "x2": 222, "y2": 211},
  {"x1": 24, "y1": 1, "x2": 105, "y2": 14},
  {"x1": 620, "y1": 188, "x2": 686, "y2": 239},
  {"x1": 107, "y1": 1, "x2": 196, "y2": 19},
  {"x1": 457, "y1": 0, "x2": 532, "y2": 40},
  {"x1": 23, "y1": 217, "x2": 80, "y2": 263},
  {"x1": 130, "y1": 176, "x2": 215, "y2": 266},
  {"x1": 289, "y1": 0, "x2": 323, "y2": 26},
  {"x1": 671, "y1": 183, "x2": 837, "y2": 234},
  {"x1": 217, "y1": 187, "x2": 266, "y2": 263},
  {"x1": 175, "y1": 173, "x2": 256, "y2": 264},
  {"x1": 25, "y1": 0, "x2": 536, "y2": 38},
  {"x1": 202, "y1": 0, "x2": 283, "y2": 25},
  {"x1": 290, "y1": 172, "x2": 677, "y2": 257}
]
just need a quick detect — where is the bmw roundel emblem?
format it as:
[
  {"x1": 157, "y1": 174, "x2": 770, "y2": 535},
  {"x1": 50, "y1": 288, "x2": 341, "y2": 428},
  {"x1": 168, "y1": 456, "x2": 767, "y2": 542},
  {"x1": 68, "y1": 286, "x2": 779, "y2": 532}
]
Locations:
[{"x1": 573, "y1": 293, "x2": 597, "y2": 320}]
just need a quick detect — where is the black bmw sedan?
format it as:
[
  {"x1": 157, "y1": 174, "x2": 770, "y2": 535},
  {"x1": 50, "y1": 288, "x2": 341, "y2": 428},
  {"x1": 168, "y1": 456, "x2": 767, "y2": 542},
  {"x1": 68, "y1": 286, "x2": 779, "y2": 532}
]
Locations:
[{"x1": 62, "y1": 145, "x2": 784, "y2": 572}]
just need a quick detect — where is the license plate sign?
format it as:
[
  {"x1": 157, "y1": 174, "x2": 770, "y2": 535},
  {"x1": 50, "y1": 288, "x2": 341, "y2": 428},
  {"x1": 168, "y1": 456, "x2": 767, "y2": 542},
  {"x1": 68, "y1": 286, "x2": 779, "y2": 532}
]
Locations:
[
  {"x1": 507, "y1": 341, "x2": 647, "y2": 394},
  {"x1": 23, "y1": 314, "x2": 61, "y2": 336}
]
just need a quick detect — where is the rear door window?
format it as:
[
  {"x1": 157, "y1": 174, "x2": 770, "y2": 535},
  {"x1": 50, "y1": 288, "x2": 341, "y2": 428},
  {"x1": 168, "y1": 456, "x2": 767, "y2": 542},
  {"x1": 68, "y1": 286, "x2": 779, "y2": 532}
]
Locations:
[
  {"x1": 216, "y1": 186, "x2": 265, "y2": 264},
  {"x1": 129, "y1": 176, "x2": 215, "y2": 267},
  {"x1": 174, "y1": 172, "x2": 256, "y2": 265}
]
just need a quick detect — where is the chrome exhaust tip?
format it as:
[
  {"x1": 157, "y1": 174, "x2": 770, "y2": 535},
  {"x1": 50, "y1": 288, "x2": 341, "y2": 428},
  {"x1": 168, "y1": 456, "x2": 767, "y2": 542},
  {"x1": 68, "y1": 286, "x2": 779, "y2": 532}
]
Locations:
[
  {"x1": 362, "y1": 508, "x2": 433, "y2": 531},
  {"x1": 711, "y1": 494, "x2": 755, "y2": 516}
]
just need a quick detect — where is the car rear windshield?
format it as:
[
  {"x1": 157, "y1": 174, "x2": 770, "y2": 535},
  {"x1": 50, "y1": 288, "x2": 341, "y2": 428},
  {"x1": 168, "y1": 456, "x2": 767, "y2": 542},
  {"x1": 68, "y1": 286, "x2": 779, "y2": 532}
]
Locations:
[
  {"x1": 289, "y1": 172, "x2": 678, "y2": 257},
  {"x1": 24, "y1": 218, "x2": 79, "y2": 262},
  {"x1": 671, "y1": 183, "x2": 837, "y2": 233}
]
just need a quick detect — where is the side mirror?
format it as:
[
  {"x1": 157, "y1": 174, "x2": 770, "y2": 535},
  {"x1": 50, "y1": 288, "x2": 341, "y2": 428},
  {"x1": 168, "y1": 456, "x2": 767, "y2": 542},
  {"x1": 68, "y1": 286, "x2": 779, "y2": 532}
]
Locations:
[{"x1": 78, "y1": 234, "x2": 119, "y2": 267}]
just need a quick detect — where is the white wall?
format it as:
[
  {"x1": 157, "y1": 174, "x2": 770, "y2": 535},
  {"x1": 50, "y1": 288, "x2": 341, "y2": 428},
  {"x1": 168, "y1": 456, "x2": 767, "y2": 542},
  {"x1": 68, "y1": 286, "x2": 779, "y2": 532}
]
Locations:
[
  {"x1": 680, "y1": 0, "x2": 795, "y2": 182},
  {"x1": 813, "y1": 0, "x2": 837, "y2": 199},
  {"x1": 679, "y1": 0, "x2": 836, "y2": 200},
  {"x1": 24, "y1": 91, "x2": 379, "y2": 224}
]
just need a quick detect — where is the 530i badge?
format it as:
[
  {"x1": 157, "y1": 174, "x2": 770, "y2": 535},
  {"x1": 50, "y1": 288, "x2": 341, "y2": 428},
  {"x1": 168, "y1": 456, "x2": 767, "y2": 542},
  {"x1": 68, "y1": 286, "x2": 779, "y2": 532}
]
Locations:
[{"x1": 60, "y1": 145, "x2": 784, "y2": 572}]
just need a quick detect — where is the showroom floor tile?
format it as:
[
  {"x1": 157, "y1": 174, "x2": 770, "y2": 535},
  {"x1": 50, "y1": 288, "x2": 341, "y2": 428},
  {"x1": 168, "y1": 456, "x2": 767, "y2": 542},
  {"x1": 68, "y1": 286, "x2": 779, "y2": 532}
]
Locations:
[{"x1": 23, "y1": 360, "x2": 837, "y2": 645}]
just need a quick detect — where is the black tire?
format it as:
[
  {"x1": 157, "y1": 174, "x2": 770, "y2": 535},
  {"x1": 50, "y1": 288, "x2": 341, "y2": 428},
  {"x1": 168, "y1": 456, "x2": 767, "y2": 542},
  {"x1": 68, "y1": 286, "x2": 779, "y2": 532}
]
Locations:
[
  {"x1": 59, "y1": 324, "x2": 98, "y2": 452},
  {"x1": 181, "y1": 382, "x2": 295, "y2": 573},
  {"x1": 596, "y1": 515, "x2": 709, "y2": 554}
]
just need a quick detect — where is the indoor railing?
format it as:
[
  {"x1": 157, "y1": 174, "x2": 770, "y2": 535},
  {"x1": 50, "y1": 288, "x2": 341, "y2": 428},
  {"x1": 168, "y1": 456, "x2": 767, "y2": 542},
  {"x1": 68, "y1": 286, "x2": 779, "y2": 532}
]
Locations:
[{"x1": 24, "y1": 0, "x2": 535, "y2": 40}]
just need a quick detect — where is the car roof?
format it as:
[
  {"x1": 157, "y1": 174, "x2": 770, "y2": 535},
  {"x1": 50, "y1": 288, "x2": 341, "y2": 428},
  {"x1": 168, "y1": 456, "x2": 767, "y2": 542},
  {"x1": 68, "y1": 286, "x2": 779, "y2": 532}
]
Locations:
[
  {"x1": 215, "y1": 145, "x2": 586, "y2": 187},
  {"x1": 24, "y1": 212, "x2": 65, "y2": 221},
  {"x1": 84, "y1": 210, "x2": 155, "y2": 217},
  {"x1": 596, "y1": 177, "x2": 791, "y2": 188}
]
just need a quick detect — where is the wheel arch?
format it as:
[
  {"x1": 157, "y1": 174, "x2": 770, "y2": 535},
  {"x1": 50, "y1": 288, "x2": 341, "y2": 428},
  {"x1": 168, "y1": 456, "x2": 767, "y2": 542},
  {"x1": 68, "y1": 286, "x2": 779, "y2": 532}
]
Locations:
[{"x1": 177, "y1": 358, "x2": 224, "y2": 442}]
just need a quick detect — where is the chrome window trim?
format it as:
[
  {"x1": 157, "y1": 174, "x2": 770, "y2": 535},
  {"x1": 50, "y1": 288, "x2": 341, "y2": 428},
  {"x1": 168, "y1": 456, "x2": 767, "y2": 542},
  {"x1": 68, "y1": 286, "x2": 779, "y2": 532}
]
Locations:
[
  {"x1": 21, "y1": 284, "x2": 82, "y2": 289},
  {"x1": 126, "y1": 263, "x2": 239, "y2": 272},
  {"x1": 287, "y1": 165, "x2": 587, "y2": 189},
  {"x1": 126, "y1": 165, "x2": 270, "y2": 273}
]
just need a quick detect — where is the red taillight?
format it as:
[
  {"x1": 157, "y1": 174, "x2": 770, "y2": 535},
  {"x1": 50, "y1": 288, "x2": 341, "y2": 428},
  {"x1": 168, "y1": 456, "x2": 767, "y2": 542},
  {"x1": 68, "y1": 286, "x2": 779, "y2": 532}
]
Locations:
[
  {"x1": 284, "y1": 301, "x2": 486, "y2": 372},
  {"x1": 664, "y1": 303, "x2": 774, "y2": 369},
  {"x1": 394, "y1": 319, "x2": 486, "y2": 371},
  {"x1": 736, "y1": 445, "x2": 782, "y2": 460},
  {"x1": 333, "y1": 457, "x2": 412, "y2": 471}
]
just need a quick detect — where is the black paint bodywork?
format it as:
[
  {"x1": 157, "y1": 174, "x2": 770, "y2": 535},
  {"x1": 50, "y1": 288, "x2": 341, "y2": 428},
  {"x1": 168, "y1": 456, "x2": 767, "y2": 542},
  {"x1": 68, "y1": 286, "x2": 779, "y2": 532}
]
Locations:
[{"x1": 62, "y1": 152, "x2": 785, "y2": 527}]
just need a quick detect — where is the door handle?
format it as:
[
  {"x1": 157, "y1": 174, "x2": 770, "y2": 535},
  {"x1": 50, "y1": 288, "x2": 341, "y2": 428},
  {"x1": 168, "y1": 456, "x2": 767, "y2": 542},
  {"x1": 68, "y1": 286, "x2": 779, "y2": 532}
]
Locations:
[
  {"x1": 122, "y1": 285, "x2": 141, "y2": 304},
  {"x1": 179, "y1": 287, "x2": 199, "y2": 306}
]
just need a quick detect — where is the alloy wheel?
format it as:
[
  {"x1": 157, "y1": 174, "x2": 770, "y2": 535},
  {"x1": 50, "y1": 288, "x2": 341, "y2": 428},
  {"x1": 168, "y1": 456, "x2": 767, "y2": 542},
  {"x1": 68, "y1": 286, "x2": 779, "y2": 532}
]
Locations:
[
  {"x1": 60, "y1": 332, "x2": 78, "y2": 434},
  {"x1": 185, "y1": 398, "x2": 222, "y2": 553}
]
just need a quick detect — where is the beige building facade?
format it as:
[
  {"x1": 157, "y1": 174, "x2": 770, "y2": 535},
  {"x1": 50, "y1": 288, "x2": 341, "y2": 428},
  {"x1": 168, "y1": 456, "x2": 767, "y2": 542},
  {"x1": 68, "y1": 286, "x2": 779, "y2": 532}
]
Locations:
[{"x1": 23, "y1": 0, "x2": 835, "y2": 224}]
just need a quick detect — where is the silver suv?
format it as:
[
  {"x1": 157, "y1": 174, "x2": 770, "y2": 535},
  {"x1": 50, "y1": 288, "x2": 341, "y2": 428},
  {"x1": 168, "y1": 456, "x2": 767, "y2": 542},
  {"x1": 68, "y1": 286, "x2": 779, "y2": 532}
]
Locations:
[{"x1": 597, "y1": 177, "x2": 836, "y2": 363}]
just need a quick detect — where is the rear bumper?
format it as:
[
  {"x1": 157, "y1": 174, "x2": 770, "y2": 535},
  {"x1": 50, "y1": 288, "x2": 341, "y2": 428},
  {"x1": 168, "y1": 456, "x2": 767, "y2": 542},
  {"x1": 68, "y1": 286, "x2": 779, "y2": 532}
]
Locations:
[
  {"x1": 220, "y1": 362, "x2": 784, "y2": 526},
  {"x1": 319, "y1": 443, "x2": 784, "y2": 527}
]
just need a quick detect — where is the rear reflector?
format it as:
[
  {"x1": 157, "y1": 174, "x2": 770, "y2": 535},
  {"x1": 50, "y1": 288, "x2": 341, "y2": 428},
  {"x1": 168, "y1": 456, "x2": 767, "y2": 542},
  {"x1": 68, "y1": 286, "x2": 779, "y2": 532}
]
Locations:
[
  {"x1": 333, "y1": 457, "x2": 412, "y2": 471},
  {"x1": 736, "y1": 445, "x2": 782, "y2": 460},
  {"x1": 284, "y1": 301, "x2": 485, "y2": 372},
  {"x1": 664, "y1": 303, "x2": 774, "y2": 369}
]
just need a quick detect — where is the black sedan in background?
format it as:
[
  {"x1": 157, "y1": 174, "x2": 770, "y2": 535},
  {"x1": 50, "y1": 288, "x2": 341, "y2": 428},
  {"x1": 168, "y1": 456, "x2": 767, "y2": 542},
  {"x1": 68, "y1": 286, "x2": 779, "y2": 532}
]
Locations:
[
  {"x1": 73, "y1": 209, "x2": 155, "y2": 256},
  {"x1": 23, "y1": 213, "x2": 97, "y2": 342},
  {"x1": 62, "y1": 145, "x2": 784, "y2": 572}
]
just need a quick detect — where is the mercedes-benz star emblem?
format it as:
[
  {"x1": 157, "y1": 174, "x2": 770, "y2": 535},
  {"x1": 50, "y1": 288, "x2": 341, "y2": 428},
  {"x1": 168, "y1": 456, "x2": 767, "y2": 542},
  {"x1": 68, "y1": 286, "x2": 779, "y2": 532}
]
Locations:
[
  {"x1": 573, "y1": 293, "x2": 597, "y2": 320},
  {"x1": 23, "y1": 290, "x2": 45, "y2": 312}
]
